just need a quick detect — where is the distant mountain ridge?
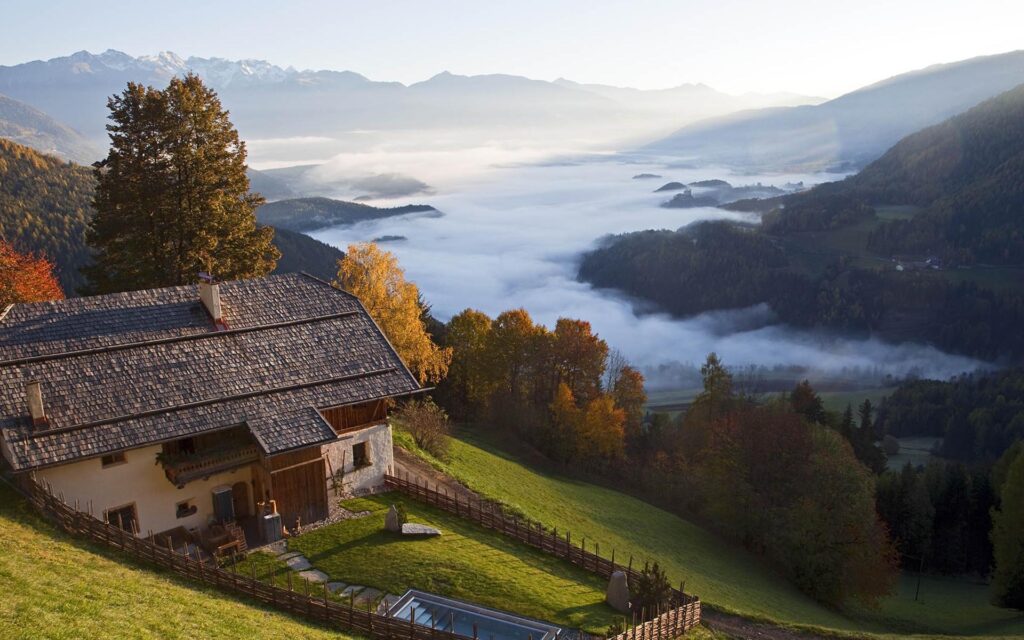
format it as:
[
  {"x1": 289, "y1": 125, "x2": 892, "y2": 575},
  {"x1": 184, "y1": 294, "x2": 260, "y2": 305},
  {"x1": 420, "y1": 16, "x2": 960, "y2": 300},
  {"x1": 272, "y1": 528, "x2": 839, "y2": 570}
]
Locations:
[
  {"x1": 0, "y1": 93, "x2": 98, "y2": 163},
  {"x1": 0, "y1": 49, "x2": 821, "y2": 148},
  {"x1": 757, "y1": 82, "x2": 1024, "y2": 264},
  {"x1": 644, "y1": 50, "x2": 1024, "y2": 170}
]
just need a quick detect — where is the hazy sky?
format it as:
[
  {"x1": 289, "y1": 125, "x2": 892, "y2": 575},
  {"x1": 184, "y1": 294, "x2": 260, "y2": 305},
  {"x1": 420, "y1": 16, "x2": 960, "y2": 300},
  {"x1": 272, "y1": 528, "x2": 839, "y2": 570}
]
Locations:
[{"x1": 1, "y1": 0, "x2": 1021, "y2": 97}]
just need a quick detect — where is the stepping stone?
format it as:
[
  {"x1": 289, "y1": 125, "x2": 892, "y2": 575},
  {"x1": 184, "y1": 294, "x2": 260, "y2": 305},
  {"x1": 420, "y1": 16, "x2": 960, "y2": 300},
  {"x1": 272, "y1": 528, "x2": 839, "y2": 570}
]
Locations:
[
  {"x1": 326, "y1": 581, "x2": 349, "y2": 593},
  {"x1": 264, "y1": 540, "x2": 288, "y2": 556},
  {"x1": 355, "y1": 587, "x2": 383, "y2": 606},
  {"x1": 284, "y1": 555, "x2": 312, "y2": 571},
  {"x1": 298, "y1": 569, "x2": 329, "y2": 583},
  {"x1": 278, "y1": 551, "x2": 302, "y2": 561},
  {"x1": 339, "y1": 585, "x2": 364, "y2": 599},
  {"x1": 380, "y1": 593, "x2": 401, "y2": 610},
  {"x1": 401, "y1": 523, "x2": 441, "y2": 537}
]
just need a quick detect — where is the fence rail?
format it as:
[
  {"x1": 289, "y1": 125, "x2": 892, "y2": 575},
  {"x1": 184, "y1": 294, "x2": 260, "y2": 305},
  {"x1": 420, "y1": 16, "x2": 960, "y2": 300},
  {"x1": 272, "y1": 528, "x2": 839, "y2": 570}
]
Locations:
[
  {"x1": 16, "y1": 474, "x2": 478, "y2": 640},
  {"x1": 14, "y1": 470, "x2": 699, "y2": 640},
  {"x1": 383, "y1": 472, "x2": 701, "y2": 638}
]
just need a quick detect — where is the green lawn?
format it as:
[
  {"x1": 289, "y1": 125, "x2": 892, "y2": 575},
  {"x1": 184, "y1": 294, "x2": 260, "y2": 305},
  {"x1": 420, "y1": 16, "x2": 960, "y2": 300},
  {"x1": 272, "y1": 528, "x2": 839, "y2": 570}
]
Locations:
[
  {"x1": 397, "y1": 428, "x2": 1024, "y2": 638},
  {"x1": 286, "y1": 493, "x2": 617, "y2": 634},
  {"x1": 0, "y1": 481, "x2": 359, "y2": 640}
]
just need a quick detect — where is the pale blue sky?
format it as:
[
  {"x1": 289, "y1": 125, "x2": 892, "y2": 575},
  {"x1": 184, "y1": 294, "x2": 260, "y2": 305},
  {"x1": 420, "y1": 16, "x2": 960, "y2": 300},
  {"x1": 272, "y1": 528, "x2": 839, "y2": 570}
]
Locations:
[{"x1": 1, "y1": 0, "x2": 1020, "y2": 98}]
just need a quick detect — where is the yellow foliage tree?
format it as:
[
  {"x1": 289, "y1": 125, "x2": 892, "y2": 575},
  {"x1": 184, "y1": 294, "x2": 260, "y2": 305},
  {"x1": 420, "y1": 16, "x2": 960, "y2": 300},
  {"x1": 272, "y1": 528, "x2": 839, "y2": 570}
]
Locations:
[
  {"x1": 335, "y1": 243, "x2": 451, "y2": 384},
  {"x1": 577, "y1": 394, "x2": 626, "y2": 463}
]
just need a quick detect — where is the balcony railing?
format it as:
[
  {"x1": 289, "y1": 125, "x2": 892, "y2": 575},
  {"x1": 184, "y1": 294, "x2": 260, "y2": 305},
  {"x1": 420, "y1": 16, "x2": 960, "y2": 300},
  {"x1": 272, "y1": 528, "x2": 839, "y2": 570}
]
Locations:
[{"x1": 160, "y1": 443, "x2": 261, "y2": 487}]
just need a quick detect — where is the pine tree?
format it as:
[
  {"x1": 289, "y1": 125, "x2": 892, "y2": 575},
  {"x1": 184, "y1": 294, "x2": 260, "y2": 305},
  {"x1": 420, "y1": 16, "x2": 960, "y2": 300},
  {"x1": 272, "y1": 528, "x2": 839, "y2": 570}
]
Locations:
[{"x1": 83, "y1": 74, "x2": 277, "y2": 293}]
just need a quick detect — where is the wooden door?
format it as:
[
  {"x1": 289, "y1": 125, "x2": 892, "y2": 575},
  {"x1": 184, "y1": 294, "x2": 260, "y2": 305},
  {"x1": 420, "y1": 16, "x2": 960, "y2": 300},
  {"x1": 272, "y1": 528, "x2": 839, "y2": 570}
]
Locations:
[
  {"x1": 232, "y1": 481, "x2": 250, "y2": 518},
  {"x1": 271, "y1": 458, "x2": 328, "y2": 531}
]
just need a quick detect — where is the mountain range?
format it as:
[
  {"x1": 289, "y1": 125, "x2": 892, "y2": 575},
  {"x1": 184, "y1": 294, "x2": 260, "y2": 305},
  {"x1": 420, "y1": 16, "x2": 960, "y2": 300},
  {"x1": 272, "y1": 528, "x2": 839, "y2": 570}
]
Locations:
[
  {"x1": 644, "y1": 50, "x2": 1024, "y2": 171},
  {"x1": 0, "y1": 49, "x2": 822, "y2": 155}
]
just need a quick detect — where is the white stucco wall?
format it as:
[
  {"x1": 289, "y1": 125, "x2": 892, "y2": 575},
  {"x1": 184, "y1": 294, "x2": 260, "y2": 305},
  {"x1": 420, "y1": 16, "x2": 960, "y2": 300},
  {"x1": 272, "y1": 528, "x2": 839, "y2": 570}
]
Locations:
[
  {"x1": 322, "y1": 422, "x2": 394, "y2": 495},
  {"x1": 36, "y1": 444, "x2": 253, "y2": 536}
]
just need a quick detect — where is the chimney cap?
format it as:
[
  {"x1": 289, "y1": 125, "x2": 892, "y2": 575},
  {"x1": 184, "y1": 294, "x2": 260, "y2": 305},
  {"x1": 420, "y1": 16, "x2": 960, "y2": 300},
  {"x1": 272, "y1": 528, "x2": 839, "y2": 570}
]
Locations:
[{"x1": 198, "y1": 272, "x2": 217, "y2": 284}]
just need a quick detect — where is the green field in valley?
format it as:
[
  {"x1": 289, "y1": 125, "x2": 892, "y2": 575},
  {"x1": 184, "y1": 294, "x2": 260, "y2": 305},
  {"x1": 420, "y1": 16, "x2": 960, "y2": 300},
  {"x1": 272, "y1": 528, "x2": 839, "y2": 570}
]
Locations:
[
  {"x1": 395, "y1": 428, "x2": 1024, "y2": 639},
  {"x1": 0, "y1": 481, "x2": 358, "y2": 640}
]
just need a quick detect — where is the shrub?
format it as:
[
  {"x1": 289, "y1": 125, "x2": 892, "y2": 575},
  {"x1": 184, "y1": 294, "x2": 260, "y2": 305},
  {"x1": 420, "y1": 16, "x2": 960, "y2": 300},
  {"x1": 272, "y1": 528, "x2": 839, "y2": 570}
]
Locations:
[{"x1": 395, "y1": 398, "x2": 451, "y2": 459}]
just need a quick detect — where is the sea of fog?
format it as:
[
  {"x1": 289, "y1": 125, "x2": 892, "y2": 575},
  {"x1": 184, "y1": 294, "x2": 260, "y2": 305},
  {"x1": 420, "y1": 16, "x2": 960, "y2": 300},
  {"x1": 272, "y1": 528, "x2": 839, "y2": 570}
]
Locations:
[{"x1": 303, "y1": 156, "x2": 981, "y2": 387}]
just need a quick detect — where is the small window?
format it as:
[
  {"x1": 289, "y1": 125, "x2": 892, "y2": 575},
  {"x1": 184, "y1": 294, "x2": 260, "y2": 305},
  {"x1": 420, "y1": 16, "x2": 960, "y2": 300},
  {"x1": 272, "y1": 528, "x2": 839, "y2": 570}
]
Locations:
[
  {"x1": 176, "y1": 500, "x2": 198, "y2": 519},
  {"x1": 101, "y1": 451, "x2": 126, "y2": 468},
  {"x1": 105, "y1": 503, "x2": 138, "y2": 533},
  {"x1": 352, "y1": 442, "x2": 370, "y2": 468}
]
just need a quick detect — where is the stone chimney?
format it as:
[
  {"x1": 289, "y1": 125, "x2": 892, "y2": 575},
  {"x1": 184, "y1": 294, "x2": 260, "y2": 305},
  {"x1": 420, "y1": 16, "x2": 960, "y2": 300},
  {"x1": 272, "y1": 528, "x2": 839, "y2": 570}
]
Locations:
[
  {"x1": 26, "y1": 380, "x2": 47, "y2": 428},
  {"x1": 198, "y1": 272, "x2": 223, "y2": 324}
]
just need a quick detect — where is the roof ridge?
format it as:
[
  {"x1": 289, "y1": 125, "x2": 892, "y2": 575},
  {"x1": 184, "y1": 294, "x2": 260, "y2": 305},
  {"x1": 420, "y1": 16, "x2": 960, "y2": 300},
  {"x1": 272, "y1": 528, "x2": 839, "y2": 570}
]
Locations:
[
  {"x1": 30, "y1": 366, "x2": 399, "y2": 437},
  {"x1": 0, "y1": 309, "x2": 362, "y2": 368}
]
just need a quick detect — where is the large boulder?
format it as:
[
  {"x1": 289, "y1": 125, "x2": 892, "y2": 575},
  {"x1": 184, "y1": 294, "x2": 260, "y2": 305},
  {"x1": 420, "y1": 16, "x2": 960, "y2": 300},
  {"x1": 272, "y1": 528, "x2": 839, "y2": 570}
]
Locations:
[
  {"x1": 384, "y1": 505, "x2": 403, "y2": 532},
  {"x1": 606, "y1": 570, "x2": 631, "y2": 613}
]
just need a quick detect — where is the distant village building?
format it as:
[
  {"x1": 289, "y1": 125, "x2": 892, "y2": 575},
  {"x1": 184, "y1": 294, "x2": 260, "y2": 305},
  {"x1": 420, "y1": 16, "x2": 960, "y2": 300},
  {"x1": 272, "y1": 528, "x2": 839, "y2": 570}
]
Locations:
[{"x1": 0, "y1": 273, "x2": 421, "y2": 550}]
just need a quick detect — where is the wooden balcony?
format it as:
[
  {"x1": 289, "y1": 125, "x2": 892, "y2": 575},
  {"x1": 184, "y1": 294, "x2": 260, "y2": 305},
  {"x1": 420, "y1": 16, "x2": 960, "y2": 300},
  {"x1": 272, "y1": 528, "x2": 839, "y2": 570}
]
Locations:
[{"x1": 160, "y1": 443, "x2": 261, "y2": 487}]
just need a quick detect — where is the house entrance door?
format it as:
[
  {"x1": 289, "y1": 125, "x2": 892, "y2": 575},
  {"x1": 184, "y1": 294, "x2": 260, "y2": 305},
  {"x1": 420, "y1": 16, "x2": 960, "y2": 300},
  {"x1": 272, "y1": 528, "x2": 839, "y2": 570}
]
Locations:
[{"x1": 232, "y1": 481, "x2": 250, "y2": 518}]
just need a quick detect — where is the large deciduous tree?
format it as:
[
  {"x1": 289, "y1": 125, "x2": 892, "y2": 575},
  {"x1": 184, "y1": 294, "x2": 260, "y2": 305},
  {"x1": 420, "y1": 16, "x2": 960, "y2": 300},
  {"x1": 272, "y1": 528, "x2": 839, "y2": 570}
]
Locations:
[
  {"x1": 84, "y1": 74, "x2": 277, "y2": 293},
  {"x1": 0, "y1": 241, "x2": 63, "y2": 305},
  {"x1": 335, "y1": 242, "x2": 451, "y2": 384}
]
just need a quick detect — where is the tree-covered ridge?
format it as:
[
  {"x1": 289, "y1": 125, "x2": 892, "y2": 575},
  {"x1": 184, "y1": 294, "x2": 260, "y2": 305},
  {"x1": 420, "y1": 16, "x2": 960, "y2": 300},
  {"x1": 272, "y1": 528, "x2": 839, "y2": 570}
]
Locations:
[
  {"x1": 0, "y1": 137, "x2": 344, "y2": 294},
  {"x1": 0, "y1": 138, "x2": 94, "y2": 293},
  {"x1": 256, "y1": 197, "x2": 436, "y2": 233},
  {"x1": 755, "y1": 83, "x2": 1024, "y2": 263},
  {"x1": 578, "y1": 221, "x2": 1024, "y2": 360}
]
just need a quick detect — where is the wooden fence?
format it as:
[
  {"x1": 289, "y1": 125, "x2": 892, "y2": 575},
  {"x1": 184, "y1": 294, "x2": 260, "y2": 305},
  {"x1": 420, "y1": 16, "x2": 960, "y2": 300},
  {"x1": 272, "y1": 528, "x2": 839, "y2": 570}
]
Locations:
[
  {"x1": 17, "y1": 475, "x2": 480, "y2": 640},
  {"x1": 383, "y1": 472, "x2": 701, "y2": 637}
]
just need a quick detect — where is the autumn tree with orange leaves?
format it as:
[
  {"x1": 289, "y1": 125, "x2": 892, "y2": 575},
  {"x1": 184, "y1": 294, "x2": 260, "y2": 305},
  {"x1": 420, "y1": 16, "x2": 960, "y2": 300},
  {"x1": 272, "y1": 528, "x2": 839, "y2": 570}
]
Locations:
[
  {"x1": 335, "y1": 242, "x2": 451, "y2": 384},
  {"x1": 0, "y1": 241, "x2": 63, "y2": 306}
]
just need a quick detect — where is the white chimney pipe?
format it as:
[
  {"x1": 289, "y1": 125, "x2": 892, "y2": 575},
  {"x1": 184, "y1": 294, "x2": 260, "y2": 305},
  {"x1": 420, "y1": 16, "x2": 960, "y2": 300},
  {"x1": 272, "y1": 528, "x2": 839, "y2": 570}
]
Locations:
[
  {"x1": 199, "y1": 276, "x2": 222, "y2": 323},
  {"x1": 26, "y1": 380, "x2": 46, "y2": 427}
]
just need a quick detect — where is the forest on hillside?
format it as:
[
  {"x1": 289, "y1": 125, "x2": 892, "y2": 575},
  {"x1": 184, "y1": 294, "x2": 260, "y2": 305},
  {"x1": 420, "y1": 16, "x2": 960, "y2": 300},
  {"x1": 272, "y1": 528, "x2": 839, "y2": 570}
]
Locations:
[{"x1": 578, "y1": 221, "x2": 1024, "y2": 360}]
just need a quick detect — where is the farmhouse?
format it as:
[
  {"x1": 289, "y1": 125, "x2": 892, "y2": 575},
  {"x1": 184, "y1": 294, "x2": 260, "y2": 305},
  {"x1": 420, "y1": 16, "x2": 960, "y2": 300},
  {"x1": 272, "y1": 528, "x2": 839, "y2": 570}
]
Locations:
[{"x1": 0, "y1": 273, "x2": 421, "y2": 550}]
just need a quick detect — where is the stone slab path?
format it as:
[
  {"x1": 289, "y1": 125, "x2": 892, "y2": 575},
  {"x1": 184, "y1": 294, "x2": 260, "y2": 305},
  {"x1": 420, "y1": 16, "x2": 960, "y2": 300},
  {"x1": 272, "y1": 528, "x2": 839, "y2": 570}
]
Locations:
[{"x1": 260, "y1": 540, "x2": 400, "y2": 611}]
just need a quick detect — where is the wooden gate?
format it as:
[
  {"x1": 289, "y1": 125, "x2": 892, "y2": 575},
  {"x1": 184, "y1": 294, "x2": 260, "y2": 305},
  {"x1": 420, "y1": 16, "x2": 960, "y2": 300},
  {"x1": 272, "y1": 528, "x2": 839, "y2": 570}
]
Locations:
[{"x1": 269, "y1": 449, "x2": 328, "y2": 531}]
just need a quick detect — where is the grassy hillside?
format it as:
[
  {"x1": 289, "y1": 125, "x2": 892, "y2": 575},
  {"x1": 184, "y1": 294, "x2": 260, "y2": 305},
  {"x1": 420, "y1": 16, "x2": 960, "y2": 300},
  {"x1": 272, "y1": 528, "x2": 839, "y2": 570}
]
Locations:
[
  {"x1": 0, "y1": 481, "x2": 358, "y2": 640},
  {"x1": 396, "y1": 428, "x2": 1024, "y2": 638}
]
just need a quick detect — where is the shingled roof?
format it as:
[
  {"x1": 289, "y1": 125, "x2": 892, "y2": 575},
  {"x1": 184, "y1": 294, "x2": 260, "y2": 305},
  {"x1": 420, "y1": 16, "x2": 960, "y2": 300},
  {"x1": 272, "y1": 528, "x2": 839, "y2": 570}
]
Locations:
[{"x1": 0, "y1": 273, "x2": 422, "y2": 471}]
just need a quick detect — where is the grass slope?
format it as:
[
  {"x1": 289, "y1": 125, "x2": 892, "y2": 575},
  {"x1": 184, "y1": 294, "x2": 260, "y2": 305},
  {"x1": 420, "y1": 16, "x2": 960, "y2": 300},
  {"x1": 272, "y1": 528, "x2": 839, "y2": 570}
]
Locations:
[
  {"x1": 0, "y1": 482, "x2": 358, "y2": 640},
  {"x1": 288, "y1": 493, "x2": 617, "y2": 633},
  {"x1": 397, "y1": 429, "x2": 1024, "y2": 638}
]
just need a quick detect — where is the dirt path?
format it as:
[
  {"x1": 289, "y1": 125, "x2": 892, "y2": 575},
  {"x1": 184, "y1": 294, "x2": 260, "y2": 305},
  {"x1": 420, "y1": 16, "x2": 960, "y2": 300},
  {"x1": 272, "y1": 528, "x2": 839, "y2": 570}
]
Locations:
[
  {"x1": 392, "y1": 445, "x2": 842, "y2": 640},
  {"x1": 392, "y1": 446, "x2": 480, "y2": 504}
]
